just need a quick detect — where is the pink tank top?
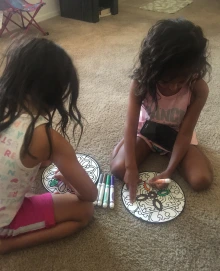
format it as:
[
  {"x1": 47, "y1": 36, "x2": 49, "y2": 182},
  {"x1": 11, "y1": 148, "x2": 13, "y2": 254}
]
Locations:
[{"x1": 138, "y1": 86, "x2": 198, "y2": 145}]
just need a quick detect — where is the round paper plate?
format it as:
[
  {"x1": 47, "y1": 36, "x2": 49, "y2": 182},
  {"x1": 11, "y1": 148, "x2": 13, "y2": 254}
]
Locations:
[
  {"x1": 121, "y1": 172, "x2": 185, "y2": 223},
  {"x1": 42, "y1": 153, "x2": 100, "y2": 194}
]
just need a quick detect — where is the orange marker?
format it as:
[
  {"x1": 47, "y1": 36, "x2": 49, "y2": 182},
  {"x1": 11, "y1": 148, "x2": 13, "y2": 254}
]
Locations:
[{"x1": 144, "y1": 182, "x2": 151, "y2": 192}]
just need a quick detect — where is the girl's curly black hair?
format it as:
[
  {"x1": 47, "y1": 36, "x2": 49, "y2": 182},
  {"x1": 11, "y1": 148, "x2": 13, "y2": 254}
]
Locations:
[
  {"x1": 132, "y1": 18, "x2": 211, "y2": 105},
  {"x1": 0, "y1": 37, "x2": 83, "y2": 159}
]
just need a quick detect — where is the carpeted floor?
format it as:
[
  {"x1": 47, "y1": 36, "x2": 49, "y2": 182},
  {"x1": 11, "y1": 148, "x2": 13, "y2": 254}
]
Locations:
[{"x1": 0, "y1": 0, "x2": 220, "y2": 270}]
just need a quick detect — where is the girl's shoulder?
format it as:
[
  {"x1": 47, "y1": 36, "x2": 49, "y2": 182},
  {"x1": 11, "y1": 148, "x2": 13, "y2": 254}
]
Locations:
[
  {"x1": 21, "y1": 125, "x2": 71, "y2": 168},
  {"x1": 130, "y1": 79, "x2": 140, "y2": 89},
  {"x1": 20, "y1": 123, "x2": 50, "y2": 167},
  {"x1": 191, "y1": 79, "x2": 209, "y2": 102},
  {"x1": 192, "y1": 79, "x2": 209, "y2": 96}
]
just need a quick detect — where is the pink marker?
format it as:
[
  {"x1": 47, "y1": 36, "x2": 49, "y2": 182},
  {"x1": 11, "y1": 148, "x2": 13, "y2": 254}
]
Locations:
[
  {"x1": 147, "y1": 178, "x2": 171, "y2": 185},
  {"x1": 155, "y1": 178, "x2": 171, "y2": 184}
]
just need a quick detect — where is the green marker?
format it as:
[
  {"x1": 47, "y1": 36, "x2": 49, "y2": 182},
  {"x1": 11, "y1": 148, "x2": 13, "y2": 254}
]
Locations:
[{"x1": 103, "y1": 174, "x2": 110, "y2": 208}]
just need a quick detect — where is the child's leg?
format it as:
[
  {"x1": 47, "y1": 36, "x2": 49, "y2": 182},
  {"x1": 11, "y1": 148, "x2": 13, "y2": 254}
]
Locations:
[
  {"x1": 179, "y1": 145, "x2": 213, "y2": 191},
  {"x1": 110, "y1": 137, "x2": 152, "y2": 180},
  {"x1": 0, "y1": 194, "x2": 93, "y2": 254}
]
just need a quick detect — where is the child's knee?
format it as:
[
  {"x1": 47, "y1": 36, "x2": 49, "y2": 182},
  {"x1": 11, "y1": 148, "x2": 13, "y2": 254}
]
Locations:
[
  {"x1": 80, "y1": 202, "x2": 94, "y2": 227},
  {"x1": 189, "y1": 174, "x2": 213, "y2": 191},
  {"x1": 110, "y1": 159, "x2": 125, "y2": 180}
]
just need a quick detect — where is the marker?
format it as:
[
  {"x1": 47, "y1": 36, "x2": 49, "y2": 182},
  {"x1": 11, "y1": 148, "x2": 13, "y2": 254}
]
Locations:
[
  {"x1": 109, "y1": 175, "x2": 115, "y2": 209},
  {"x1": 147, "y1": 178, "x2": 171, "y2": 184},
  {"x1": 98, "y1": 173, "x2": 106, "y2": 206},
  {"x1": 155, "y1": 178, "x2": 171, "y2": 184},
  {"x1": 93, "y1": 173, "x2": 103, "y2": 206},
  {"x1": 103, "y1": 175, "x2": 110, "y2": 208}
]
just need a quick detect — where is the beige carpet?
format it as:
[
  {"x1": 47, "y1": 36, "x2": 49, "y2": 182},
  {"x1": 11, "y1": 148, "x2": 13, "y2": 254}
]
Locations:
[{"x1": 0, "y1": 0, "x2": 220, "y2": 270}]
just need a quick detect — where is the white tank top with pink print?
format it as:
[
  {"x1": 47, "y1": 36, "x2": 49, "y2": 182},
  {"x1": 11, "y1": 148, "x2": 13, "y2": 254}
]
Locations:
[
  {"x1": 138, "y1": 85, "x2": 198, "y2": 144},
  {"x1": 0, "y1": 115, "x2": 48, "y2": 228}
]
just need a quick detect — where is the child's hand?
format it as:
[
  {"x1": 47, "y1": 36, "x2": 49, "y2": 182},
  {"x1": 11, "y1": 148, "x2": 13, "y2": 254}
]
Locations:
[
  {"x1": 148, "y1": 171, "x2": 171, "y2": 190},
  {"x1": 124, "y1": 169, "x2": 141, "y2": 203},
  {"x1": 54, "y1": 171, "x2": 66, "y2": 183},
  {"x1": 54, "y1": 171, "x2": 75, "y2": 193}
]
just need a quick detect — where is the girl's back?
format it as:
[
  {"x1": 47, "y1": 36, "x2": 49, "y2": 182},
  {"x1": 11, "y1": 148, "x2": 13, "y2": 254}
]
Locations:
[{"x1": 0, "y1": 115, "x2": 47, "y2": 228}]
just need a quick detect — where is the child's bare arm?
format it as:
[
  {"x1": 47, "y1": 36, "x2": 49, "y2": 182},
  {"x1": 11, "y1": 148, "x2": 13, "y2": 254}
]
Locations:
[
  {"x1": 149, "y1": 79, "x2": 209, "y2": 189},
  {"x1": 50, "y1": 130, "x2": 98, "y2": 202},
  {"x1": 124, "y1": 80, "x2": 142, "y2": 202},
  {"x1": 167, "y1": 79, "x2": 209, "y2": 175},
  {"x1": 20, "y1": 123, "x2": 97, "y2": 201}
]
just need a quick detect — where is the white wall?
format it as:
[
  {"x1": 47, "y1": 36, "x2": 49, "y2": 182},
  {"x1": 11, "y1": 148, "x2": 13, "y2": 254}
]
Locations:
[{"x1": 25, "y1": 0, "x2": 60, "y2": 22}]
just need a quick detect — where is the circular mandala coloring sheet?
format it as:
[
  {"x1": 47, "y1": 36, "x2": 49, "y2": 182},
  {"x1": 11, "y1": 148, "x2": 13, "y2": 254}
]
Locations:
[
  {"x1": 42, "y1": 153, "x2": 100, "y2": 194},
  {"x1": 121, "y1": 172, "x2": 185, "y2": 223}
]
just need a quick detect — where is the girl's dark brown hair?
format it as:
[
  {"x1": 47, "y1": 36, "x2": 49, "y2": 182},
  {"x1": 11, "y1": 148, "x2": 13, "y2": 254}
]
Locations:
[
  {"x1": 0, "y1": 37, "x2": 83, "y2": 159},
  {"x1": 132, "y1": 18, "x2": 211, "y2": 105}
]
